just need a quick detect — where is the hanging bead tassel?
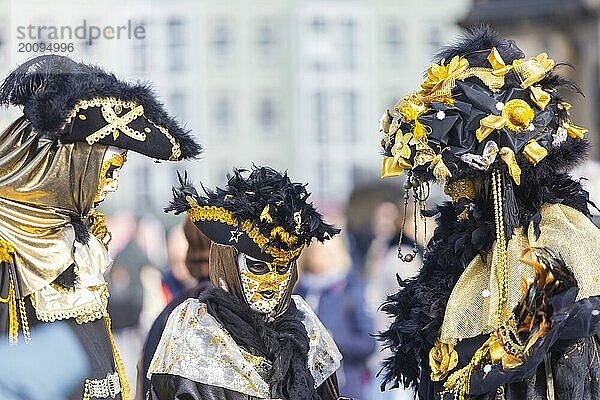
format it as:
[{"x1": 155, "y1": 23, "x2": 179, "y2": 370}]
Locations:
[
  {"x1": 397, "y1": 173, "x2": 430, "y2": 263},
  {"x1": 492, "y1": 169, "x2": 510, "y2": 323}
]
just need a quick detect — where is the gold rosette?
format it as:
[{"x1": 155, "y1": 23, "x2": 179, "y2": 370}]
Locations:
[{"x1": 429, "y1": 340, "x2": 459, "y2": 381}]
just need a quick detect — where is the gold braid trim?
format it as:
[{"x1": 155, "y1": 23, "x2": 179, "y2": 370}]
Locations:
[
  {"x1": 104, "y1": 314, "x2": 131, "y2": 400},
  {"x1": 188, "y1": 206, "x2": 303, "y2": 265},
  {"x1": 1, "y1": 274, "x2": 18, "y2": 345},
  {"x1": 0, "y1": 240, "x2": 15, "y2": 264},
  {"x1": 62, "y1": 97, "x2": 182, "y2": 161},
  {"x1": 493, "y1": 170, "x2": 510, "y2": 320},
  {"x1": 89, "y1": 211, "x2": 112, "y2": 250},
  {"x1": 0, "y1": 240, "x2": 21, "y2": 345},
  {"x1": 269, "y1": 226, "x2": 298, "y2": 246}
]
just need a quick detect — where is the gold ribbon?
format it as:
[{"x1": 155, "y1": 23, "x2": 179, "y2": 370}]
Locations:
[
  {"x1": 476, "y1": 114, "x2": 506, "y2": 142},
  {"x1": 513, "y1": 52, "x2": 555, "y2": 89},
  {"x1": 529, "y1": 86, "x2": 551, "y2": 110},
  {"x1": 429, "y1": 340, "x2": 459, "y2": 381},
  {"x1": 381, "y1": 156, "x2": 412, "y2": 178},
  {"x1": 563, "y1": 121, "x2": 588, "y2": 139},
  {"x1": 260, "y1": 205, "x2": 273, "y2": 223},
  {"x1": 104, "y1": 315, "x2": 131, "y2": 400},
  {"x1": 421, "y1": 56, "x2": 470, "y2": 95},
  {"x1": 89, "y1": 211, "x2": 112, "y2": 250},
  {"x1": 523, "y1": 141, "x2": 548, "y2": 165},
  {"x1": 85, "y1": 103, "x2": 146, "y2": 145},
  {"x1": 0, "y1": 240, "x2": 15, "y2": 264},
  {"x1": 476, "y1": 99, "x2": 535, "y2": 142},
  {"x1": 487, "y1": 47, "x2": 513, "y2": 76},
  {"x1": 381, "y1": 132, "x2": 414, "y2": 178},
  {"x1": 499, "y1": 147, "x2": 521, "y2": 185}
]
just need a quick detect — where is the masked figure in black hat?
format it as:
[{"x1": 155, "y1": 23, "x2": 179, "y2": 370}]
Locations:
[
  {"x1": 0, "y1": 55, "x2": 201, "y2": 400},
  {"x1": 148, "y1": 166, "x2": 343, "y2": 400},
  {"x1": 377, "y1": 27, "x2": 600, "y2": 399}
]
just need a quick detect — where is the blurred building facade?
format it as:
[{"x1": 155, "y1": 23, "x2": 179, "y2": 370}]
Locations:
[{"x1": 0, "y1": 0, "x2": 468, "y2": 218}]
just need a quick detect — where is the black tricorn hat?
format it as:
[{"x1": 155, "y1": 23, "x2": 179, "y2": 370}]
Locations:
[
  {"x1": 166, "y1": 167, "x2": 340, "y2": 265},
  {"x1": 0, "y1": 55, "x2": 201, "y2": 161},
  {"x1": 380, "y1": 26, "x2": 587, "y2": 186}
]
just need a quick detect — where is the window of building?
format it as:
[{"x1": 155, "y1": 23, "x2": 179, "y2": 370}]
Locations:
[
  {"x1": 211, "y1": 20, "x2": 232, "y2": 61},
  {"x1": 131, "y1": 21, "x2": 147, "y2": 73},
  {"x1": 343, "y1": 91, "x2": 357, "y2": 142},
  {"x1": 340, "y1": 19, "x2": 356, "y2": 71},
  {"x1": 168, "y1": 19, "x2": 185, "y2": 71},
  {"x1": 383, "y1": 20, "x2": 402, "y2": 61},
  {"x1": 427, "y1": 26, "x2": 442, "y2": 58},
  {"x1": 214, "y1": 96, "x2": 233, "y2": 137},
  {"x1": 258, "y1": 96, "x2": 276, "y2": 134},
  {"x1": 256, "y1": 20, "x2": 276, "y2": 60},
  {"x1": 311, "y1": 17, "x2": 326, "y2": 33},
  {"x1": 170, "y1": 92, "x2": 187, "y2": 122},
  {"x1": 314, "y1": 91, "x2": 328, "y2": 143}
]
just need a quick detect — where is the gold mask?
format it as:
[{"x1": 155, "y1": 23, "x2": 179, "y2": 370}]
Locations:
[
  {"x1": 95, "y1": 149, "x2": 127, "y2": 204},
  {"x1": 238, "y1": 253, "x2": 291, "y2": 315}
]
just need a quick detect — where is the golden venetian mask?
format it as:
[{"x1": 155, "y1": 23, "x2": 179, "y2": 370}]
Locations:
[
  {"x1": 237, "y1": 253, "x2": 291, "y2": 315},
  {"x1": 95, "y1": 148, "x2": 127, "y2": 204}
]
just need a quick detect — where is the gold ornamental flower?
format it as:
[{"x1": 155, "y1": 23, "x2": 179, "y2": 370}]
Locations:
[
  {"x1": 429, "y1": 339, "x2": 459, "y2": 381},
  {"x1": 421, "y1": 56, "x2": 469, "y2": 95}
]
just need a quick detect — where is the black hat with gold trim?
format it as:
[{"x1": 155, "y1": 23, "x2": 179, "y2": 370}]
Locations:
[
  {"x1": 166, "y1": 167, "x2": 340, "y2": 265},
  {"x1": 0, "y1": 55, "x2": 201, "y2": 161}
]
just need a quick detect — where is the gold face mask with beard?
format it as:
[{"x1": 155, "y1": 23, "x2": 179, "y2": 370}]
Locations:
[{"x1": 237, "y1": 253, "x2": 292, "y2": 315}]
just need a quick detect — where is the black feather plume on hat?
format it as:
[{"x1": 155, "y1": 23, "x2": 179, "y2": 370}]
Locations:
[{"x1": 166, "y1": 166, "x2": 339, "y2": 257}]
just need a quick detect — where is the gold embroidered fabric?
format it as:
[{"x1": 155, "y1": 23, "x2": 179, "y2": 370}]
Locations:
[
  {"x1": 440, "y1": 203, "x2": 600, "y2": 343},
  {"x1": 148, "y1": 295, "x2": 342, "y2": 397}
]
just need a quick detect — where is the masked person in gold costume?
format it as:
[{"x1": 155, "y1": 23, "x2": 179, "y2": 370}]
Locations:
[
  {"x1": 377, "y1": 27, "x2": 600, "y2": 399},
  {"x1": 148, "y1": 166, "x2": 344, "y2": 400},
  {"x1": 0, "y1": 55, "x2": 201, "y2": 400}
]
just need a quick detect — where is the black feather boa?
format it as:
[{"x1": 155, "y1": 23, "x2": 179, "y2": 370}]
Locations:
[
  {"x1": 377, "y1": 147, "x2": 593, "y2": 391},
  {"x1": 199, "y1": 287, "x2": 320, "y2": 400}
]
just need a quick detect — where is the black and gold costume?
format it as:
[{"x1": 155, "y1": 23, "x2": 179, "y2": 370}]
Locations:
[
  {"x1": 0, "y1": 55, "x2": 200, "y2": 399},
  {"x1": 378, "y1": 27, "x2": 600, "y2": 400},
  {"x1": 148, "y1": 167, "x2": 343, "y2": 400}
]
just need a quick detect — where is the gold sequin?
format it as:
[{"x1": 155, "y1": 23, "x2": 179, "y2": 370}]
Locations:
[{"x1": 187, "y1": 205, "x2": 304, "y2": 265}]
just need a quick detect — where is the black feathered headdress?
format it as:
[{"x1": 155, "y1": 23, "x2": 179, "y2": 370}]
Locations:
[
  {"x1": 380, "y1": 26, "x2": 587, "y2": 186},
  {"x1": 166, "y1": 166, "x2": 340, "y2": 265},
  {"x1": 0, "y1": 55, "x2": 201, "y2": 161}
]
